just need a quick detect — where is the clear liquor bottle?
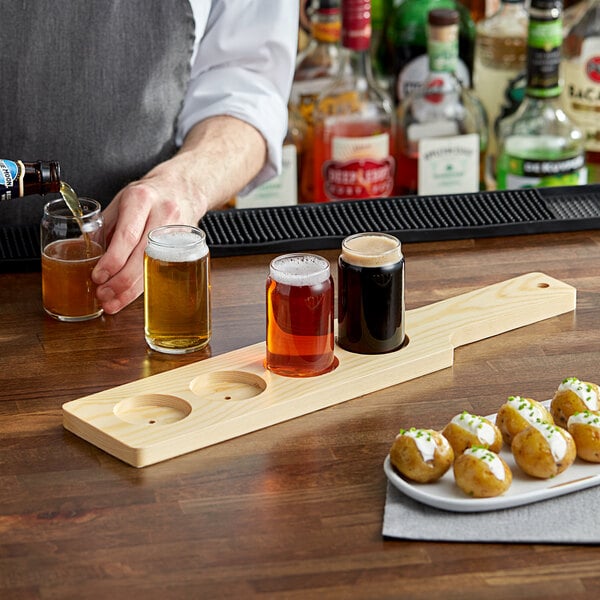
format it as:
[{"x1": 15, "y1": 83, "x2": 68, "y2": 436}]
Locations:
[
  {"x1": 473, "y1": 0, "x2": 528, "y2": 186},
  {"x1": 396, "y1": 8, "x2": 488, "y2": 196},
  {"x1": 291, "y1": 0, "x2": 343, "y2": 203},
  {"x1": 312, "y1": 0, "x2": 396, "y2": 203},
  {"x1": 384, "y1": 0, "x2": 476, "y2": 104},
  {"x1": 562, "y1": 0, "x2": 600, "y2": 183},
  {"x1": 496, "y1": 0, "x2": 587, "y2": 189}
]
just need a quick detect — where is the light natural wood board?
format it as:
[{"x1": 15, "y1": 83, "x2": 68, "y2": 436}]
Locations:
[{"x1": 62, "y1": 272, "x2": 576, "y2": 467}]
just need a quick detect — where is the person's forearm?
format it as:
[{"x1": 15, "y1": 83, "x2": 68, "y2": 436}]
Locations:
[{"x1": 150, "y1": 115, "x2": 268, "y2": 218}]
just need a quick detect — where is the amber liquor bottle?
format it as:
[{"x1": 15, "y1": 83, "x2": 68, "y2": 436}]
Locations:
[
  {"x1": 312, "y1": 0, "x2": 396, "y2": 202},
  {"x1": 0, "y1": 159, "x2": 61, "y2": 201}
]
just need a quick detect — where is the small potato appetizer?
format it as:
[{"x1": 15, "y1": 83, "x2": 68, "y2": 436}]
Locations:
[
  {"x1": 390, "y1": 428, "x2": 454, "y2": 483},
  {"x1": 511, "y1": 421, "x2": 576, "y2": 479},
  {"x1": 551, "y1": 377, "x2": 600, "y2": 429},
  {"x1": 495, "y1": 396, "x2": 554, "y2": 445},
  {"x1": 453, "y1": 447, "x2": 512, "y2": 498},
  {"x1": 442, "y1": 410, "x2": 503, "y2": 455},
  {"x1": 568, "y1": 411, "x2": 600, "y2": 463}
]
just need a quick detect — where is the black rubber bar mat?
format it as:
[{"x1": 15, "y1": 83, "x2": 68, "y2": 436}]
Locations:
[
  {"x1": 2, "y1": 184, "x2": 599, "y2": 270},
  {"x1": 200, "y1": 184, "x2": 600, "y2": 257}
]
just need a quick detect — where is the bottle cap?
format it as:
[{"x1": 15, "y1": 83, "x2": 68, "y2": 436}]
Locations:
[{"x1": 428, "y1": 8, "x2": 459, "y2": 27}]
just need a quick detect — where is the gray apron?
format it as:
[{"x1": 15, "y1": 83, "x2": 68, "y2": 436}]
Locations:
[{"x1": 0, "y1": 0, "x2": 194, "y2": 230}]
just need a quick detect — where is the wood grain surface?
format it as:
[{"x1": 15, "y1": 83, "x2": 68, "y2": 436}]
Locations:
[{"x1": 1, "y1": 230, "x2": 600, "y2": 598}]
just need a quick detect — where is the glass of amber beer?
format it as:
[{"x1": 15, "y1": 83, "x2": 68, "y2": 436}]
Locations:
[
  {"x1": 265, "y1": 253, "x2": 335, "y2": 377},
  {"x1": 337, "y1": 232, "x2": 405, "y2": 354},
  {"x1": 144, "y1": 225, "x2": 211, "y2": 354},
  {"x1": 41, "y1": 198, "x2": 105, "y2": 321}
]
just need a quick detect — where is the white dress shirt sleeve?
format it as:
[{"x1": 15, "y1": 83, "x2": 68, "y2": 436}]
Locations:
[{"x1": 177, "y1": 0, "x2": 299, "y2": 193}]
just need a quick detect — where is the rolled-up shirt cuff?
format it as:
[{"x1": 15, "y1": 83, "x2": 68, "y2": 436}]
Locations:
[{"x1": 176, "y1": 69, "x2": 288, "y2": 195}]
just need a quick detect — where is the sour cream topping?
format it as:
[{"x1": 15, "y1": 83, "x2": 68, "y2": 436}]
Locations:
[
  {"x1": 507, "y1": 396, "x2": 547, "y2": 424},
  {"x1": 452, "y1": 411, "x2": 496, "y2": 445},
  {"x1": 558, "y1": 377, "x2": 599, "y2": 411},
  {"x1": 397, "y1": 428, "x2": 438, "y2": 462},
  {"x1": 568, "y1": 410, "x2": 600, "y2": 429},
  {"x1": 530, "y1": 420, "x2": 568, "y2": 461},
  {"x1": 464, "y1": 447, "x2": 505, "y2": 481}
]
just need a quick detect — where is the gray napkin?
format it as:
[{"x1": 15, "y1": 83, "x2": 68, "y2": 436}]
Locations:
[{"x1": 383, "y1": 482, "x2": 600, "y2": 544}]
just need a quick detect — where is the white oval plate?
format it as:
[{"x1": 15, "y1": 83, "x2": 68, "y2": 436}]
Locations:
[{"x1": 384, "y1": 403, "x2": 600, "y2": 513}]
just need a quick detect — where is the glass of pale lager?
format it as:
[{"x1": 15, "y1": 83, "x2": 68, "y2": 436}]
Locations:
[
  {"x1": 144, "y1": 225, "x2": 211, "y2": 354},
  {"x1": 41, "y1": 198, "x2": 105, "y2": 321}
]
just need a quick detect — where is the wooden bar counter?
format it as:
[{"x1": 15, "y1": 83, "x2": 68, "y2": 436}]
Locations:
[{"x1": 1, "y1": 230, "x2": 600, "y2": 598}]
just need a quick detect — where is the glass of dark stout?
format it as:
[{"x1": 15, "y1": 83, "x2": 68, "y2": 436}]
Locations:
[{"x1": 337, "y1": 232, "x2": 405, "y2": 354}]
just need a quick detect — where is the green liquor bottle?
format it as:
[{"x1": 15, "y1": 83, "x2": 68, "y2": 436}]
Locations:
[
  {"x1": 496, "y1": 0, "x2": 587, "y2": 189},
  {"x1": 384, "y1": 0, "x2": 476, "y2": 104}
]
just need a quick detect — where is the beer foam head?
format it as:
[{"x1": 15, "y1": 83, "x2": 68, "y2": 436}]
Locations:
[
  {"x1": 269, "y1": 253, "x2": 330, "y2": 286},
  {"x1": 146, "y1": 226, "x2": 208, "y2": 262},
  {"x1": 342, "y1": 232, "x2": 402, "y2": 267}
]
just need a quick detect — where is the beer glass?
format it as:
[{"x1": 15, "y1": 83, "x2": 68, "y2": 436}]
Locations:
[
  {"x1": 337, "y1": 232, "x2": 405, "y2": 354},
  {"x1": 144, "y1": 225, "x2": 211, "y2": 354},
  {"x1": 41, "y1": 198, "x2": 104, "y2": 321},
  {"x1": 266, "y1": 253, "x2": 335, "y2": 377}
]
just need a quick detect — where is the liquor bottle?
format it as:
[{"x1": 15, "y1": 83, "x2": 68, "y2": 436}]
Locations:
[
  {"x1": 561, "y1": 0, "x2": 600, "y2": 183},
  {"x1": 473, "y1": 0, "x2": 528, "y2": 186},
  {"x1": 384, "y1": 0, "x2": 476, "y2": 104},
  {"x1": 461, "y1": 0, "x2": 501, "y2": 22},
  {"x1": 235, "y1": 105, "x2": 305, "y2": 208},
  {"x1": 291, "y1": 0, "x2": 343, "y2": 203},
  {"x1": 312, "y1": 0, "x2": 396, "y2": 202},
  {"x1": 0, "y1": 159, "x2": 61, "y2": 201},
  {"x1": 496, "y1": 0, "x2": 587, "y2": 189},
  {"x1": 396, "y1": 8, "x2": 488, "y2": 195},
  {"x1": 371, "y1": 0, "x2": 394, "y2": 90}
]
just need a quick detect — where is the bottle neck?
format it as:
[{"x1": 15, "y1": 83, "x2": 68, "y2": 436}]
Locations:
[
  {"x1": 342, "y1": 0, "x2": 372, "y2": 53},
  {"x1": 311, "y1": 8, "x2": 341, "y2": 44},
  {"x1": 525, "y1": 5, "x2": 563, "y2": 98},
  {"x1": 427, "y1": 23, "x2": 459, "y2": 75}
]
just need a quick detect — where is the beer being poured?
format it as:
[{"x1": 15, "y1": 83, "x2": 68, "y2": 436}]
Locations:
[{"x1": 0, "y1": 159, "x2": 94, "y2": 258}]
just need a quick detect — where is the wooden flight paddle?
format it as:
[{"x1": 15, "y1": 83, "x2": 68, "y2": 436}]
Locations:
[{"x1": 62, "y1": 272, "x2": 576, "y2": 467}]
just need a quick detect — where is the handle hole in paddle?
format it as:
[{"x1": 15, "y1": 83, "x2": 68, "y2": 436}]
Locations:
[{"x1": 537, "y1": 283, "x2": 550, "y2": 288}]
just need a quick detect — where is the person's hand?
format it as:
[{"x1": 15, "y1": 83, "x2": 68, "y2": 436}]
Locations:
[
  {"x1": 91, "y1": 170, "x2": 206, "y2": 315},
  {"x1": 91, "y1": 115, "x2": 267, "y2": 314}
]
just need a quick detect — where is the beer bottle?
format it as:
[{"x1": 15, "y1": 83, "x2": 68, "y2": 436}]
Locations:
[{"x1": 0, "y1": 159, "x2": 61, "y2": 201}]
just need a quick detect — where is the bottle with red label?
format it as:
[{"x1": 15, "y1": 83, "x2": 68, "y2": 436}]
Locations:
[
  {"x1": 396, "y1": 8, "x2": 488, "y2": 196},
  {"x1": 562, "y1": 0, "x2": 600, "y2": 183},
  {"x1": 312, "y1": 0, "x2": 396, "y2": 202}
]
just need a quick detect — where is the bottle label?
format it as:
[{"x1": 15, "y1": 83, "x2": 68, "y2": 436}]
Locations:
[
  {"x1": 428, "y1": 33, "x2": 458, "y2": 74},
  {"x1": 0, "y1": 159, "x2": 21, "y2": 201},
  {"x1": 526, "y1": 18, "x2": 562, "y2": 97},
  {"x1": 498, "y1": 153, "x2": 588, "y2": 188},
  {"x1": 312, "y1": 17, "x2": 341, "y2": 44},
  {"x1": 397, "y1": 55, "x2": 470, "y2": 101},
  {"x1": 323, "y1": 133, "x2": 395, "y2": 200},
  {"x1": 562, "y1": 38, "x2": 600, "y2": 152},
  {"x1": 417, "y1": 134, "x2": 480, "y2": 196},
  {"x1": 236, "y1": 144, "x2": 298, "y2": 208}
]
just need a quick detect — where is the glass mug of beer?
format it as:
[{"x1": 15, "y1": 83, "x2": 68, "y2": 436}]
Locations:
[
  {"x1": 144, "y1": 225, "x2": 211, "y2": 354},
  {"x1": 265, "y1": 253, "x2": 335, "y2": 377},
  {"x1": 337, "y1": 232, "x2": 405, "y2": 354},
  {"x1": 41, "y1": 198, "x2": 105, "y2": 321}
]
